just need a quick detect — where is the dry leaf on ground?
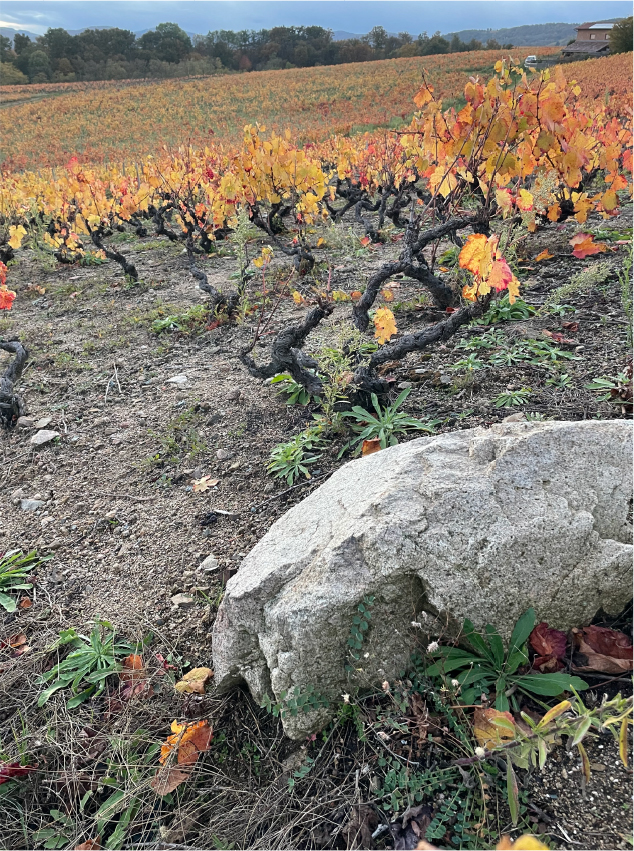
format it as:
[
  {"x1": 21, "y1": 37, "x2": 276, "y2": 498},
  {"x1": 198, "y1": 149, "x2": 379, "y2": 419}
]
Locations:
[
  {"x1": 361, "y1": 438, "x2": 382, "y2": 457},
  {"x1": 192, "y1": 476, "x2": 220, "y2": 493},
  {"x1": 74, "y1": 840, "x2": 101, "y2": 850},
  {"x1": 529, "y1": 622, "x2": 567, "y2": 672},
  {"x1": 152, "y1": 719, "x2": 213, "y2": 796},
  {"x1": 572, "y1": 625, "x2": 633, "y2": 674},
  {"x1": 174, "y1": 667, "x2": 214, "y2": 694}
]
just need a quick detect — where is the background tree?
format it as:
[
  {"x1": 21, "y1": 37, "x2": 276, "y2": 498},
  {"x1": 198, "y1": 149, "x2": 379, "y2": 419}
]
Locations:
[
  {"x1": 610, "y1": 17, "x2": 633, "y2": 54},
  {"x1": 138, "y1": 22, "x2": 192, "y2": 63}
]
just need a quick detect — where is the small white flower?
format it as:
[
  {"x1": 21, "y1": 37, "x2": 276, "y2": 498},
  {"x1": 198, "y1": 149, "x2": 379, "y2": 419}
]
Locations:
[
  {"x1": 363, "y1": 652, "x2": 369, "y2": 658},
  {"x1": 427, "y1": 641, "x2": 439, "y2": 653},
  {"x1": 411, "y1": 621, "x2": 422, "y2": 628},
  {"x1": 451, "y1": 679, "x2": 461, "y2": 689},
  {"x1": 342, "y1": 693, "x2": 350, "y2": 704},
  {"x1": 475, "y1": 746, "x2": 486, "y2": 759},
  {"x1": 382, "y1": 680, "x2": 390, "y2": 692}
]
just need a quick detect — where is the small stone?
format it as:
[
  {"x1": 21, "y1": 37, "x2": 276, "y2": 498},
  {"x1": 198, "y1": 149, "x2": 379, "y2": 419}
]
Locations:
[
  {"x1": 397, "y1": 381, "x2": 413, "y2": 390},
  {"x1": 16, "y1": 417, "x2": 35, "y2": 429},
  {"x1": 48, "y1": 540, "x2": 64, "y2": 550},
  {"x1": 198, "y1": 554, "x2": 220, "y2": 572},
  {"x1": 229, "y1": 461, "x2": 240, "y2": 471},
  {"x1": 34, "y1": 416, "x2": 52, "y2": 429},
  {"x1": 11, "y1": 487, "x2": 26, "y2": 500},
  {"x1": 502, "y1": 412, "x2": 527, "y2": 423},
  {"x1": 167, "y1": 374, "x2": 189, "y2": 386},
  {"x1": 21, "y1": 499, "x2": 45, "y2": 511},
  {"x1": 171, "y1": 593, "x2": 195, "y2": 608},
  {"x1": 226, "y1": 388, "x2": 241, "y2": 401},
  {"x1": 216, "y1": 449, "x2": 233, "y2": 461},
  {"x1": 30, "y1": 429, "x2": 60, "y2": 446},
  {"x1": 105, "y1": 428, "x2": 117, "y2": 436},
  {"x1": 439, "y1": 374, "x2": 452, "y2": 385}
]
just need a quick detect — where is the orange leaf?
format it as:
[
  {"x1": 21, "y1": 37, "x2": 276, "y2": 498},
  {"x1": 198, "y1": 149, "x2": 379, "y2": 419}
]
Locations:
[
  {"x1": 569, "y1": 233, "x2": 607, "y2": 259},
  {"x1": 18, "y1": 597, "x2": 32, "y2": 609},
  {"x1": 496, "y1": 836, "x2": 549, "y2": 850},
  {"x1": 487, "y1": 258, "x2": 514, "y2": 292},
  {"x1": 362, "y1": 439, "x2": 382, "y2": 457},
  {"x1": 601, "y1": 189, "x2": 619, "y2": 212},
  {"x1": 0, "y1": 286, "x2": 16, "y2": 311},
  {"x1": 74, "y1": 840, "x2": 101, "y2": 850},
  {"x1": 359, "y1": 236, "x2": 371, "y2": 247},
  {"x1": 350, "y1": 290, "x2": 362, "y2": 300},
  {"x1": 458, "y1": 233, "x2": 490, "y2": 277},
  {"x1": 534, "y1": 250, "x2": 554, "y2": 262},
  {"x1": 119, "y1": 654, "x2": 144, "y2": 683},
  {"x1": 380, "y1": 288, "x2": 394, "y2": 302}
]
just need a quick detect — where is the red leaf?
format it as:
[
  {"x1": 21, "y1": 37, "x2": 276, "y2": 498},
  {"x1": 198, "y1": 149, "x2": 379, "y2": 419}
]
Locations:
[
  {"x1": 569, "y1": 233, "x2": 607, "y2": 259},
  {"x1": 0, "y1": 762, "x2": 36, "y2": 785},
  {"x1": 572, "y1": 626, "x2": 633, "y2": 674},
  {"x1": 530, "y1": 622, "x2": 567, "y2": 658}
]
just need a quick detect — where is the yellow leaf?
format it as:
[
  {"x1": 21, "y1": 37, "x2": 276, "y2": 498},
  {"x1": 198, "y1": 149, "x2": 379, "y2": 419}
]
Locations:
[
  {"x1": 413, "y1": 85, "x2": 433, "y2": 108},
  {"x1": 316, "y1": 237, "x2": 326, "y2": 247},
  {"x1": 8, "y1": 224, "x2": 26, "y2": 250},
  {"x1": 380, "y1": 288, "x2": 394, "y2": 302},
  {"x1": 373, "y1": 307, "x2": 397, "y2": 345},
  {"x1": 537, "y1": 700, "x2": 571, "y2": 727},
  {"x1": 517, "y1": 189, "x2": 533, "y2": 212},
  {"x1": 174, "y1": 667, "x2": 214, "y2": 694},
  {"x1": 496, "y1": 836, "x2": 549, "y2": 850},
  {"x1": 601, "y1": 189, "x2": 619, "y2": 212},
  {"x1": 458, "y1": 233, "x2": 489, "y2": 276}
]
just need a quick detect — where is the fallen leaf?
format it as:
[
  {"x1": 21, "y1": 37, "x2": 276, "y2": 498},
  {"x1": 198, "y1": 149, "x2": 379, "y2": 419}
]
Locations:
[
  {"x1": 350, "y1": 290, "x2": 362, "y2": 300},
  {"x1": 119, "y1": 654, "x2": 152, "y2": 700},
  {"x1": 359, "y1": 236, "x2": 371, "y2": 247},
  {"x1": 316, "y1": 237, "x2": 326, "y2": 247},
  {"x1": 530, "y1": 622, "x2": 567, "y2": 672},
  {"x1": 119, "y1": 654, "x2": 144, "y2": 682},
  {"x1": 562, "y1": 321, "x2": 579, "y2": 332},
  {"x1": 373, "y1": 307, "x2": 397, "y2": 345},
  {"x1": 380, "y1": 288, "x2": 394, "y2": 302},
  {"x1": 341, "y1": 804, "x2": 379, "y2": 850},
  {"x1": 541, "y1": 330, "x2": 576, "y2": 344},
  {"x1": 569, "y1": 233, "x2": 607, "y2": 259},
  {"x1": 192, "y1": 476, "x2": 220, "y2": 493},
  {"x1": 150, "y1": 766, "x2": 192, "y2": 796},
  {"x1": 18, "y1": 597, "x2": 32, "y2": 609},
  {"x1": 74, "y1": 840, "x2": 101, "y2": 850},
  {"x1": 534, "y1": 249, "x2": 554, "y2": 262},
  {"x1": 474, "y1": 707, "x2": 516, "y2": 751},
  {"x1": 174, "y1": 667, "x2": 214, "y2": 694},
  {"x1": 495, "y1": 836, "x2": 549, "y2": 850},
  {"x1": 572, "y1": 625, "x2": 633, "y2": 674},
  {"x1": 361, "y1": 438, "x2": 382, "y2": 457},
  {"x1": 0, "y1": 762, "x2": 36, "y2": 785}
]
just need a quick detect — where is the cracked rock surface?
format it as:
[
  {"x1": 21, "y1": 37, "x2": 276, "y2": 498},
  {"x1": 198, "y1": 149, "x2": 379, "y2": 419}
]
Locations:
[{"x1": 212, "y1": 420, "x2": 633, "y2": 738}]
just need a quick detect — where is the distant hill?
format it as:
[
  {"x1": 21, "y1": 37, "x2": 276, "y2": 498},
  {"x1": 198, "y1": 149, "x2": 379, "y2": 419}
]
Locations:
[
  {"x1": 0, "y1": 26, "x2": 41, "y2": 41},
  {"x1": 444, "y1": 22, "x2": 579, "y2": 46}
]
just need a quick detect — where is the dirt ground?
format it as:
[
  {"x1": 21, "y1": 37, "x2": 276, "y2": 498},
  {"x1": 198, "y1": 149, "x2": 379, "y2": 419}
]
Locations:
[{"x1": 0, "y1": 206, "x2": 632, "y2": 850}]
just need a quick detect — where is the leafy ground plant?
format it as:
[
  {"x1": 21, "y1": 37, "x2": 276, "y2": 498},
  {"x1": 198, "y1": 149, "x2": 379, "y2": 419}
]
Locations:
[
  {"x1": 0, "y1": 549, "x2": 49, "y2": 612},
  {"x1": 426, "y1": 608, "x2": 588, "y2": 711},
  {"x1": 269, "y1": 372, "x2": 313, "y2": 405},
  {"x1": 38, "y1": 621, "x2": 141, "y2": 709},
  {"x1": 341, "y1": 388, "x2": 438, "y2": 454},
  {"x1": 267, "y1": 429, "x2": 326, "y2": 485}
]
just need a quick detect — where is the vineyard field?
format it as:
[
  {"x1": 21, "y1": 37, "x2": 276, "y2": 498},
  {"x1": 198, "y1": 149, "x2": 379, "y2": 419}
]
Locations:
[
  {"x1": 0, "y1": 47, "x2": 561, "y2": 169},
  {"x1": 0, "y1": 48, "x2": 632, "y2": 851}
]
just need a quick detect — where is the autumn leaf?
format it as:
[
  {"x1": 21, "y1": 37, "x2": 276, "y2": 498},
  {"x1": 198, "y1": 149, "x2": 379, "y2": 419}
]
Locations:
[
  {"x1": 601, "y1": 189, "x2": 619, "y2": 212},
  {"x1": 534, "y1": 250, "x2": 554, "y2": 262},
  {"x1": 569, "y1": 233, "x2": 607, "y2": 259},
  {"x1": 529, "y1": 622, "x2": 567, "y2": 672},
  {"x1": 473, "y1": 707, "x2": 517, "y2": 751},
  {"x1": 495, "y1": 836, "x2": 549, "y2": 850},
  {"x1": 0, "y1": 762, "x2": 36, "y2": 785},
  {"x1": 0, "y1": 286, "x2": 16, "y2": 311},
  {"x1": 292, "y1": 290, "x2": 305, "y2": 305},
  {"x1": 74, "y1": 840, "x2": 101, "y2": 850},
  {"x1": 174, "y1": 667, "x2": 214, "y2": 694},
  {"x1": 350, "y1": 290, "x2": 362, "y2": 300},
  {"x1": 380, "y1": 288, "x2": 394, "y2": 302},
  {"x1": 413, "y1": 85, "x2": 434, "y2": 108},
  {"x1": 8, "y1": 225, "x2": 27, "y2": 250},
  {"x1": 459, "y1": 233, "x2": 491, "y2": 278},
  {"x1": 316, "y1": 237, "x2": 326, "y2": 247},
  {"x1": 192, "y1": 476, "x2": 220, "y2": 493},
  {"x1": 361, "y1": 438, "x2": 382, "y2": 457},
  {"x1": 331, "y1": 289, "x2": 350, "y2": 302},
  {"x1": 119, "y1": 653, "x2": 152, "y2": 700},
  {"x1": 373, "y1": 307, "x2": 397, "y2": 345},
  {"x1": 152, "y1": 719, "x2": 213, "y2": 796},
  {"x1": 359, "y1": 236, "x2": 371, "y2": 247},
  {"x1": 572, "y1": 625, "x2": 633, "y2": 674}
]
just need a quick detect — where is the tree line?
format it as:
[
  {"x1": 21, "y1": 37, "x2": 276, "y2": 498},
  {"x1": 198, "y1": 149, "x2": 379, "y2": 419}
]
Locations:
[{"x1": 0, "y1": 23, "x2": 514, "y2": 85}]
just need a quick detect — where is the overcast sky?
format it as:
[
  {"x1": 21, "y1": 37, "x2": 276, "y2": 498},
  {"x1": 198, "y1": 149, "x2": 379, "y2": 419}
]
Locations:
[{"x1": 1, "y1": 1, "x2": 630, "y2": 36}]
